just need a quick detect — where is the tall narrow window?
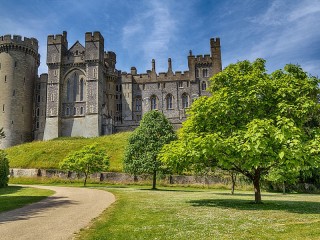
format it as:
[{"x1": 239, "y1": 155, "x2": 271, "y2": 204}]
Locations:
[
  {"x1": 182, "y1": 93, "x2": 189, "y2": 108},
  {"x1": 80, "y1": 107, "x2": 84, "y2": 115},
  {"x1": 13, "y1": 90, "x2": 15, "y2": 96},
  {"x1": 2, "y1": 104, "x2": 4, "y2": 112},
  {"x1": 73, "y1": 73, "x2": 77, "y2": 101},
  {"x1": 195, "y1": 69, "x2": 199, "y2": 78},
  {"x1": 202, "y1": 81, "x2": 207, "y2": 91},
  {"x1": 151, "y1": 96, "x2": 157, "y2": 110},
  {"x1": 136, "y1": 97, "x2": 142, "y2": 111},
  {"x1": 166, "y1": 94, "x2": 173, "y2": 109},
  {"x1": 5, "y1": 75, "x2": 7, "y2": 82},
  {"x1": 67, "y1": 79, "x2": 71, "y2": 102},
  {"x1": 36, "y1": 108, "x2": 40, "y2": 116},
  {"x1": 178, "y1": 81, "x2": 183, "y2": 88},
  {"x1": 93, "y1": 68, "x2": 97, "y2": 78},
  {"x1": 80, "y1": 78, "x2": 84, "y2": 101}
]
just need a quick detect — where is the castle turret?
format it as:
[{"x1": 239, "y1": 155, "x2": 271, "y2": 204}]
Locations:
[
  {"x1": 0, "y1": 35, "x2": 39, "y2": 148},
  {"x1": 210, "y1": 38, "x2": 222, "y2": 74}
]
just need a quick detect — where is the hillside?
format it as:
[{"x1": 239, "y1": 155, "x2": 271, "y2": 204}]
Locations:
[{"x1": 5, "y1": 132, "x2": 131, "y2": 172}]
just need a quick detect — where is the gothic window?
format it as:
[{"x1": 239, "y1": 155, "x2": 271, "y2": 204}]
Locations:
[
  {"x1": 166, "y1": 94, "x2": 173, "y2": 109},
  {"x1": 135, "y1": 97, "x2": 142, "y2": 111},
  {"x1": 37, "y1": 94, "x2": 41, "y2": 102},
  {"x1": 80, "y1": 78, "x2": 84, "y2": 101},
  {"x1": 73, "y1": 73, "x2": 77, "y2": 101},
  {"x1": 201, "y1": 81, "x2": 207, "y2": 91},
  {"x1": 178, "y1": 81, "x2": 183, "y2": 88},
  {"x1": 36, "y1": 108, "x2": 40, "y2": 116},
  {"x1": 182, "y1": 93, "x2": 189, "y2": 109},
  {"x1": 151, "y1": 95, "x2": 157, "y2": 110},
  {"x1": 203, "y1": 69, "x2": 208, "y2": 77},
  {"x1": 67, "y1": 79, "x2": 71, "y2": 102}
]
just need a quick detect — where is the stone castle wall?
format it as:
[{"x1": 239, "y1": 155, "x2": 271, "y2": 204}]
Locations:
[{"x1": 0, "y1": 31, "x2": 222, "y2": 148}]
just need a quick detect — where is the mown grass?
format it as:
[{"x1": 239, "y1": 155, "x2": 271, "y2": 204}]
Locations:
[
  {"x1": 5, "y1": 132, "x2": 131, "y2": 172},
  {"x1": 0, "y1": 186, "x2": 54, "y2": 213},
  {"x1": 76, "y1": 186, "x2": 320, "y2": 240}
]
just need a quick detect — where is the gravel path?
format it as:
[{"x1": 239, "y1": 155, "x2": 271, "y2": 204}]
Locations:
[{"x1": 0, "y1": 185, "x2": 115, "y2": 240}]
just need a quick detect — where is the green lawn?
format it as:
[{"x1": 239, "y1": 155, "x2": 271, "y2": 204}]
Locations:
[
  {"x1": 0, "y1": 186, "x2": 54, "y2": 213},
  {"x1": 5, "y1": 132, "x2": 131, "y2": 172},
  {"x1": 76, "y1": 186, "x2": 320, "y2": 240}
]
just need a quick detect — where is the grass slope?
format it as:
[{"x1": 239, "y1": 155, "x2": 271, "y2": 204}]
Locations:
[
  {"x1": 5, "y1": 132, "x2": 131, "y2": 172},
  {"x1": 0, "y1": 186, "x2": 54, "y2": 213},
  {"x1": 77, "y1": 186, "x2": 320, "y2": 240}
]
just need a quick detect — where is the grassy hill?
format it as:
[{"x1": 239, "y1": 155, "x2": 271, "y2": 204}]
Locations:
[{"x1": 5, "y1": 132, "x2": 131, "y2": 172}]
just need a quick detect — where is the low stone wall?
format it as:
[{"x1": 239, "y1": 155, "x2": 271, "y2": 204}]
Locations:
[{"x1": 9, "y1": 168, "x2": 233, "y2": 185}]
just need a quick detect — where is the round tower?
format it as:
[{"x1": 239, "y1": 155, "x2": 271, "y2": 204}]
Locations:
[{"x1": 0, "y1": 35, "x2": 39, "y2": 148}]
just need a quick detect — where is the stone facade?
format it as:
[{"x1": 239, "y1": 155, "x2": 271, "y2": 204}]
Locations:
[{"x1": 0, "y1": 31, "x2": 222, "y2": 148}]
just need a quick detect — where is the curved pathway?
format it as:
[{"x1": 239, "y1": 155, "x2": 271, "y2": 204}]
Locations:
[{"x1": 0, "y1": 185, "x2": 115, "y2": 240}]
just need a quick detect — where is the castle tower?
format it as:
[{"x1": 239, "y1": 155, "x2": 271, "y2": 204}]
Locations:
[
  {"x1": 43, "y1": 32, "x2": 68, "y2": 140},
  {"x1": 210, "y1": 38, "x2": 222, "y2": 74},
  {"x1": 0, "y1": 35, "x2": 39, "y2": 148}
]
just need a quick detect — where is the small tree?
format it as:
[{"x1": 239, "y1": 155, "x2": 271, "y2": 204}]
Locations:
[
  {"x1": 59, "y1": 144, "x2": 110, "y2": 186},
  {"x1": 0, "y1": 150, "x2": 9, "y2": 188},
  {"x1": 123, "y1": 110, "x2": 176, "y2": 189}
]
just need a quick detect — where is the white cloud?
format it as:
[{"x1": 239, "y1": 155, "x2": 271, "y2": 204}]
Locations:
[{"x1": 121, "y1": 0, "x2": 176, "y2": 72}]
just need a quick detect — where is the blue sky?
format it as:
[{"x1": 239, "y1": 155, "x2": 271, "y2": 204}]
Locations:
[{"x1": 1, "y1": 0, "x2": 319, "y2": 76}]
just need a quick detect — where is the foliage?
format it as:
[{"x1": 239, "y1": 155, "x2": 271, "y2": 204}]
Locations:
[
  {"x1": 76, "y1": 187, "x2": 320, "y2": 240},
  {"x1": 59, "y1": 144, "x2": 110, "y2": 186},
  {"x1": 5, "y1": 132, "x2": 130, "y2": 171},
  {"x1": 0, "y1": 150, "x2": 9, "y2": 188},
  {"x1": 123, "y1": 110, "x2": 176, "y2": 189},
  {"x1": 160, "y1": 59, "x2": 320, "y2": 203},
  {"x1": 0, "y1": 186, "x2": 54, "y2": 213}
]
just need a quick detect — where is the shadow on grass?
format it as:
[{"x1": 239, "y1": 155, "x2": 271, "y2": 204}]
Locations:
[
  {"x1": 138, "y1": 188, "x2": 203, "y2": 193},
  {"x1": 0, "y1": 186, "x2": 23, "y2": 195},
  {"x1": 0, "y1": 195, "x2": 77, "y2": 224},
  {"x1": 188, "y1": 198, "x2": 320, "y2": 214}
]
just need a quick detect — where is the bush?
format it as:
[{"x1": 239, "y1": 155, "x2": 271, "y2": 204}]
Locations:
[{"x1": 0, "y1": 150, "x2": 9, "y2": 188}]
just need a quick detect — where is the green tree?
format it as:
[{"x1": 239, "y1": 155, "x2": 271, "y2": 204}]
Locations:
[
  {"x1": 124, "y1": 110, "x2": 176, "y2": 189},
  {"x1": 59, "y1": 144, "x2": 109, "y2": 186},
  {"x1": 0, "y1": 150, "x2": 9, "y2": 188},
  {"x1": 160, "y1": 59, "x2": 320, "y2": 203}
]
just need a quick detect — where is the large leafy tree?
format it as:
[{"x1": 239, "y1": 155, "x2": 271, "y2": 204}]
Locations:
[
  {"x1": 160, "y1": 59, "x2": 320, "y2": 203},
  {"x1": 124, "y1": 110, "x2": 176, "y2": 189},
  {"x1": 60, "y1": 144, "x2": 109, "y2": 186}
]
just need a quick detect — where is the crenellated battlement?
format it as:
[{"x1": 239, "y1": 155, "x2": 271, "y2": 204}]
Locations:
[
  {"x1": 0, "y1": 34, "x2": 38, "y2": 51},
  {"x1": 47, "y1": 31, "x2": 68, "y2": 46},
  {"x1": 210, "y1": 37, "x2": 220, "y2": 46},
  {"x1": 85, "y1": 31, "x2": 104, "y2": 42}
]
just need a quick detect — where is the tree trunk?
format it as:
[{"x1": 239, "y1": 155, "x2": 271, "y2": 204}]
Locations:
[
  {"x1": 253, "y1": 170, "x2": 262, "y2": 203},
  {"x1": 152, "y1": 170, "x2": 157, "y2": 190},
  {"x1": 231, "y1": 172, "x2": 236, "y2": 195},
  {"x1": 84, "y1": 173, "x2": 88, "y2": 187},
  {"x1": 282, "y1": 181, "x2": 286, "y2": 194}
]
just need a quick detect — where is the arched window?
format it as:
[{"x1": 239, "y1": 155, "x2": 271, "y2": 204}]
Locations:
[
  {"x1": 201, "y1": 81, "x2": 207, "y2": 91},
  {"x1": 182, "y1": 93, "x2": 189, "y2": 109},
  {"x1": 67, "y1": 79, "x2": 71, "y2": 102},
  {"x1": 73, "y1": 73, "x2": 77, "y2": 101},
  {"x1": 80, "y1": 78, "x2": 84, "y2": 101},
  {"x1": 203, "y1": 68, "x2": 208, "y2": 77},
  {"x1": 151, "y1": 95, "x2": 157, "y2": 110},
  {"x1": 166, "y1": 94, "x2": 173, "y2": 109},
  {"x1": 135, "y1": 97, "x2": 142, "y2": 111}
]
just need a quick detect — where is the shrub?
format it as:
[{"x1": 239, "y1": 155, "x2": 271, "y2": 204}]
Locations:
[{"x1": 0, "y1": 150, "x2": 9, "y2": 188}]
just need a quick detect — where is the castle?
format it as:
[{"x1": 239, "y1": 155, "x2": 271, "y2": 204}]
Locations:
[{"x1": 0, "y1": 31, "x2": 222, "y2": 149}]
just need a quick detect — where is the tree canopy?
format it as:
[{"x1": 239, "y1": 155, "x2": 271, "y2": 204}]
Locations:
[
  {"x1": 0, "y1": 127, "x2": 5, "y2": 141},
  {"x1": 160, "y1": 59, "x2": 320, "y2": 203},
  {"x1": 59, "y1": 144, "x2": 109, "y2": 186},
  {"x1": 123, "y1": 110, "x2": 176, "y2": 189},
  {"x1": 0, "y1": 150, "x2": 9, "y2": 188}
]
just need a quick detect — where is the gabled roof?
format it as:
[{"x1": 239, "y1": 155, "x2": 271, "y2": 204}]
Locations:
[{"x1": 68, "y1": 41, "x2": 85, "y2": 53}]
